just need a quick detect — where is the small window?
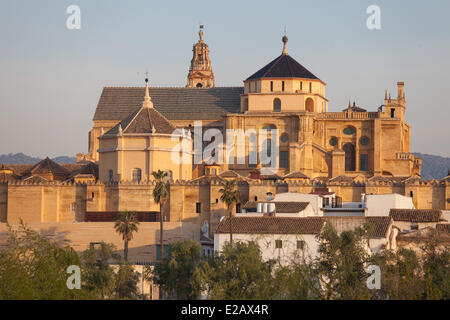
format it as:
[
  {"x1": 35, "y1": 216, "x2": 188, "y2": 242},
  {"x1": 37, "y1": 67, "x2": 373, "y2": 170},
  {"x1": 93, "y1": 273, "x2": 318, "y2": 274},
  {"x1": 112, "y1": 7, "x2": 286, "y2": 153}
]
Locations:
[
  {"x1": 236, "y1": 203, "x2": 241, "y2": 213},
  {"x1": 410, "y1": 191, "x2": 413, "y2": 198},
  {"x1": 270, "y1": 81, "x2": 273, "y2": 92},
  {"x1": 91, "y1": 192, "x2": 95, "y2": 199},
  {"x1": 108, "y1": 170, "x2": 114, "y2": 182},
  {"x1": 360, "y1": 137, "x2": 370, "y2": 146},
  {"x1": 280, "y1": 134, "x2": 289, "y2": 143},
  {"x1": 132, "y1": 168, "x2": 142, "y2": 182},
  {"x1": 309, "y1": 82, "x2": 312, "y2": 93},
  {"x1": 280, "y1": 151, "x2": 289, "y2": 169},
  {"x1": 282, "y1": 81, "x2": 285, "y2": 92},
  {"x1": 360, "y1": 154, "x2": 369, "y2": 171},
  {"x1": 329, "y1": 137, "x2": 338, "y2": 146},
  {"x1": 215, "y1": 198, "x2": 219, "y2": 203},
  {"x1": 343, "y1": 127, "x2": 356, "y2": 135},
  {"x1": 273, "y1": 98, "x2": 281, "y2": 112},
  {"x1": 297, "y1": 240, "x2": 304, "y2": 250},
  {"x1": 254, "y1": 196, "x2": 258, "y2": 202},
  {"x1": 300, "y1": 82, "x2": 303, "y2": 91},
  {"x1": 275, "y1": 240, "x2": 283, "y2": 249},
  {"x1": 196, "y1": 203, "x2": 201, "y2": 213},
  {"x1": 390, "y1": 108, "x2": 395, "y2": 118}
]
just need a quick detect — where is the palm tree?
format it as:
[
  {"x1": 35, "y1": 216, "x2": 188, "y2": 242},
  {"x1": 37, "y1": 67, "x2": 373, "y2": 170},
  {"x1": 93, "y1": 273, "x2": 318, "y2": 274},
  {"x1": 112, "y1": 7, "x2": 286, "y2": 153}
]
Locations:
[
  {"x1": 219, "y1": 180, "x2": 240, "y2": 245},
  {"x1": 152, "y1": 170, "x2": 169, "y2": 260},
  {"x1": 114, "y1": 211, "x2": 140, "y2": 262}
]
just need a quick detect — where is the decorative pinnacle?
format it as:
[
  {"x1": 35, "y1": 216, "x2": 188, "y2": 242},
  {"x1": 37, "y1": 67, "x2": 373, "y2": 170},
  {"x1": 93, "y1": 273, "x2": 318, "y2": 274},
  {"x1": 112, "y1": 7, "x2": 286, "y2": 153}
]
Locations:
[
  {"x1": 199, "y1": 25, "x2": 204, "y2": 42},
  {"x1": 282, "y1": 34, "x2": 288, "y2": 55},
  {"x1": 143, "y1": 78, "x2": 153, "y2": 108}
]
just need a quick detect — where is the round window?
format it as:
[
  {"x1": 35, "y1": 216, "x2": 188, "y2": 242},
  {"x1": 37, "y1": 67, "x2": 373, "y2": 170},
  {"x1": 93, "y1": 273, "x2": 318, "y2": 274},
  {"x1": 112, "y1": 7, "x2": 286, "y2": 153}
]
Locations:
[
  {"x1": 280, "y1": 134, "x2": 289, "y2": 143},
  {"x1": 343, "y1": 127, "x2": 356, "y2": 135},
  {"x1": 360, "y1": 137, "x2": 370, "y2": 146},
  {"x1": 329, "y1": 137, "x2": 338, "y2": 146}
]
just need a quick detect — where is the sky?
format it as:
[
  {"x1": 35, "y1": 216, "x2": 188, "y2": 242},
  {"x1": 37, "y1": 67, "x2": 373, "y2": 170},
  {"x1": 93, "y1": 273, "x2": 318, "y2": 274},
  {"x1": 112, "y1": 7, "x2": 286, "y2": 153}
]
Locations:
[{"x1": 0, "y1": 0, "x2": 449, "y2": 158}]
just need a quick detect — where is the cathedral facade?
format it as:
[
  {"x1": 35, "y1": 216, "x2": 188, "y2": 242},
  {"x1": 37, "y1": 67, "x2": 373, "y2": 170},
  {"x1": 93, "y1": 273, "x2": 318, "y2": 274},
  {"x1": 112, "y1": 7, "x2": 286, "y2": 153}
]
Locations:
[{"x1": 83, "y1": 28, "x2": 421, "y2": 182}]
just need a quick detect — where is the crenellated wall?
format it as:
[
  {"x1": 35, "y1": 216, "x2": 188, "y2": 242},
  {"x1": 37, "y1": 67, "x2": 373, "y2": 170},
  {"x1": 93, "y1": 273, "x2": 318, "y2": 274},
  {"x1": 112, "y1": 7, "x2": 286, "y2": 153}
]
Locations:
[{"x1": 1, "y1": 178, "x2": 449, "y2": 230}]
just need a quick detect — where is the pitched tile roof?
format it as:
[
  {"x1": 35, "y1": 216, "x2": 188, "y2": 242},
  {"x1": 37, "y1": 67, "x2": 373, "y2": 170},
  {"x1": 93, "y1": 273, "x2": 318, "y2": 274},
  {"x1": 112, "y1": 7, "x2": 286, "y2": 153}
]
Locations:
[
  {"x1": 283, "y1": 171, "x2": 308, "y2": 179},
  {"x1": 274, "y1": 202, "x2": 309, "y2": 213},
  {"x1": 325, "y1": 216, "x2": 392, "y2": 238},
  {"x1": 68, "y1": 162, "x2": 98, "y2": 180},
  {"x1": 215, "y1": 216, "x2": 324, "y2": 235},
  {"x1": 106, "y1": 105, "x2": 176, "y2": 135},
  {"x1": 246, "y1": 54, "x2": 320, "y2": 81},
  {"x1": 21, "y1": 157, "x2": 70, "y2": 177},
  {"x1": 389, "y1": 209, "x2": 444, "y2": 223},
  {"x1": 93, "y1": 87, "x2": 243, "y2": 121}
]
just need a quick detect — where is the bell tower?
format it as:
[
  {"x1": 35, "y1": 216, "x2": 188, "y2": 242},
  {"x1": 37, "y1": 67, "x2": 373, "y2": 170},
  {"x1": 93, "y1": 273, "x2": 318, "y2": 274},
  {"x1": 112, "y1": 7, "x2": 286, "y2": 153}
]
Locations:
[{"x1": 187, "y1": 25, "x2": 215, "y2": 88}]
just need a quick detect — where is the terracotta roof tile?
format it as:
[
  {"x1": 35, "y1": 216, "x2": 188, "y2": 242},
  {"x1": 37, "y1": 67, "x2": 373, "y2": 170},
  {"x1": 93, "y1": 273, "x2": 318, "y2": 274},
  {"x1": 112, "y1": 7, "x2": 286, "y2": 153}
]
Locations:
[
  {"x1": 389, "y1": 209, "x2": 443, "y2": 223},
  {"x1": 94, "y1": 87, "x2": 243, "y2": 121},
  {"x1": 215, "y1": 216, "x2": 324, "y2": 235},
  {"x1": 21, "y1": 158, "x2": 70, "y2": 177},
  {"x1": 283, "y1": 171, "x2": 308, "y2": 179},
  {"x1": 274, "y1": 202, "x2": 309, "y2": 213}
]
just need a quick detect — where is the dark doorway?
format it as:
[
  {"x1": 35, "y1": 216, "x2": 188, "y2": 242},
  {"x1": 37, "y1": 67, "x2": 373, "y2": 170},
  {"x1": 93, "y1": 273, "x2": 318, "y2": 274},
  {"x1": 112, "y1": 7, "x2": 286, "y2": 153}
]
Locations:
[{"x1": 343, "y1": 143, "x2": 356, "y2": 171}]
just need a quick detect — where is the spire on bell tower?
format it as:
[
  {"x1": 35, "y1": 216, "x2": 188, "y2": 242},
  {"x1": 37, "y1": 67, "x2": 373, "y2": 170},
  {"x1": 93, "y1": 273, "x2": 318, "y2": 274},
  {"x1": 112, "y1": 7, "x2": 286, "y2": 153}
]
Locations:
[{"x1": 186, "y1": 25, "x2": 215, "y2": 88}]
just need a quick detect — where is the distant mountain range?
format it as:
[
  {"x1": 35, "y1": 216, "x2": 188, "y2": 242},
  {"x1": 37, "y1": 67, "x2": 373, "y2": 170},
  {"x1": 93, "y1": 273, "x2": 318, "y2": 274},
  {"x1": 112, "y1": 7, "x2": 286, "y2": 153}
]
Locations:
[
  {"x1": 0, "y1": 152, "x2": 448, "y2": 180},
  {"x1": 412, "y1": 153, "x2": 450, "y2": 180},
  {"x1": 0, "y1": 153, "x2": 76, "y2": 165}
]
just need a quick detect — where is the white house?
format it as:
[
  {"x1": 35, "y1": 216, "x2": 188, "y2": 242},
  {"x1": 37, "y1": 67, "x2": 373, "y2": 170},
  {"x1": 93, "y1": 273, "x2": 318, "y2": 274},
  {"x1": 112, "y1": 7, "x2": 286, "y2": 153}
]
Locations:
[{"x1": 214, "y1": 216, "x2": 396, "y2": 265}]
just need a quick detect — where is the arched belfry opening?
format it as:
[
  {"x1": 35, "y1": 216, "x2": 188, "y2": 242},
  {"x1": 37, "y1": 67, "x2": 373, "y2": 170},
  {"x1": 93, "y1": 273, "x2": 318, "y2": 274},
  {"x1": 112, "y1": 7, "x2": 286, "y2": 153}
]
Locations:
[
  {"x1": 343, "y1": 143, "x2": 356, "y2": 171},
  {"x1": 273, "y1": 98, "x2": 281, "y2": 112},
  {"x1": 305, "y1": 98, "x2": 314, "y2": 112}
]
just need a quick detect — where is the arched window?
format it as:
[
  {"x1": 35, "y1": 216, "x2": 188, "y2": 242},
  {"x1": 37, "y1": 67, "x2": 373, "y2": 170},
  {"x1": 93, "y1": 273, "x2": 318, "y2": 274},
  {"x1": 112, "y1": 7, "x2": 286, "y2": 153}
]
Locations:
[
  {"x1": 305, "y1": 98, "x2": 314, "y2": 112},
  {"x1": 196, "y1": 83, "x2": 203, "y2": 88},
  {"x1": 343, "y1": 143, "x2": 356, "y2": 171},
  {"x1": 262, "y1": 124, "x2": 276, "y2": 131},
  {"x1": 273, "y1": 98, "x2": 281, "y2": 112},
  {"x1": 262, "y1": 139, "x2": 272, "y2": 167},
  {"x1": 132, "y1": 168, "x2": 142, "y2": 182}
]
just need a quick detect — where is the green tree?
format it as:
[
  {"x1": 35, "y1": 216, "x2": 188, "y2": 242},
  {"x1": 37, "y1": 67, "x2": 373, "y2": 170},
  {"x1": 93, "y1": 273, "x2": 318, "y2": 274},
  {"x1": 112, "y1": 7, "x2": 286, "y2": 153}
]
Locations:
[
  {"x1": 371, "y1": 248, "x2": 425, "y2": 300},
  {"x1": 80, "y1": 242, "x2": 120, "y2": 299},
  {"x1": 200, "y1": 241, "x2": 274, "y2": 299},
  {"x1": 152, "y1": 169, "x2": 169, "y2": 259},
  {"x1": 315, "y1": 221, "x2": 373, "y2": 300},
  {"x1": 421, "y1": 230, "x2": 450, "y2": 299},
  {"x1": 114, "y1": 211, "x2": 140, "y2": 262},
  {"x1": 150, "y1": 239, "x2": 205, "y2": 299},
  {"x1": 218, "y1": 180, "x2": 240, "y2": 245},
  {"x1": 114, "y1": 262, "x2": 141, "y2": 299},
  {"x1": 0, "y1": 221, "x2": 89, "y2": 299},
  {"x1": 271, "y1": 262, "x2": 321, "y2": 300}
]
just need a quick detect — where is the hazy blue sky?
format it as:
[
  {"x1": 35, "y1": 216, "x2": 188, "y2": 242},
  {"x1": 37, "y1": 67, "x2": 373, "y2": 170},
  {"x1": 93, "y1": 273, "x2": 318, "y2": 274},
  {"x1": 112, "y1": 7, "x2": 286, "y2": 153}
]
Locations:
[{"x1": 0, "y1": 0, "x2": 449, "y2": 158}]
